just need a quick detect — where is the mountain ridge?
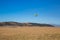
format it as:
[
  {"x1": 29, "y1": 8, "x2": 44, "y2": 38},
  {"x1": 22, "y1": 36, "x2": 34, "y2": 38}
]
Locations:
[{"x1": 0, "y1": 22, "x2": 54, "y2": 27}]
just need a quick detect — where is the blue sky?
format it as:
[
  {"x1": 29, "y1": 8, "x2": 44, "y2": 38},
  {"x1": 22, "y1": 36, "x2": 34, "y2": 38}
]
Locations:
[{"x1": 0, "y1": 0, "x2": 60, "y2": 25}]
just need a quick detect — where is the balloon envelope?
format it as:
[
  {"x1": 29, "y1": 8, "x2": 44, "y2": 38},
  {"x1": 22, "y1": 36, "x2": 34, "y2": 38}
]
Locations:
[{"x1": 34, "y1": 14, "x2": 38, "y2": 17}]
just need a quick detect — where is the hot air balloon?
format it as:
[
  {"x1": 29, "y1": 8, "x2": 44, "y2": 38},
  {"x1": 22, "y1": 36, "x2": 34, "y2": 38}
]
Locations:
[{"x1": 34, "y1": 13, "x2": 38, "y2": 17}]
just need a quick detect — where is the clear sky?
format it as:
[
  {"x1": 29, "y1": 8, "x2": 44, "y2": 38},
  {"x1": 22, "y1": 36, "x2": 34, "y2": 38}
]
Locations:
[{"x1": 0, "y1": 0, "x2": 60, "y2": 25}]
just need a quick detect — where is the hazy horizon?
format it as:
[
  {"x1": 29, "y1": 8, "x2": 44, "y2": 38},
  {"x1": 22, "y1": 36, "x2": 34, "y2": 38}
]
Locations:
[{"x1": 0, "y1": 0, "x2": 60, "y2": 25}]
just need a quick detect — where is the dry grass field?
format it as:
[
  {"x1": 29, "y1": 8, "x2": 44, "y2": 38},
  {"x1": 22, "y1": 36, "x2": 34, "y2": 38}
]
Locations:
[{"x1": 0, "y1": 26, "x2": 60, "y2": 40}]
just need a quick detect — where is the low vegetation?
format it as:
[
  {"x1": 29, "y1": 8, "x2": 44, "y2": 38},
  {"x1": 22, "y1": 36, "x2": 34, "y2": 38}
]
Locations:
[{"x1": 0, "y1": 27, "x2": 60, "y2": 40}]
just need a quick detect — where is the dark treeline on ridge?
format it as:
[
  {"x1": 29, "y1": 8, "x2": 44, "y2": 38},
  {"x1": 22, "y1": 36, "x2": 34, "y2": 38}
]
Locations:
[{"x1": 0, "y1": 22, "x2": 54, "y2": 27}]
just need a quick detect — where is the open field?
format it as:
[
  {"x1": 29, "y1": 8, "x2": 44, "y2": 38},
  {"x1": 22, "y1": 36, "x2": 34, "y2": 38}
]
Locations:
[{"x1": 0, "y1": 26, "x2": 60, "y2": 40}]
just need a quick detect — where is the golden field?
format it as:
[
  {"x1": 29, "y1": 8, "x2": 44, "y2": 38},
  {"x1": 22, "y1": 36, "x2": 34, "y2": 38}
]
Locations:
[{"x1": 0, "y1": 26, "x2": 60, "y2": 40}]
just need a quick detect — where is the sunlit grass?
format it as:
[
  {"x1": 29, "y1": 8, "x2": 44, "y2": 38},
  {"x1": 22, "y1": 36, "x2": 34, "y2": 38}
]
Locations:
[{"x1": 0, "y1": 27, "x2": 60, "y2": 40}]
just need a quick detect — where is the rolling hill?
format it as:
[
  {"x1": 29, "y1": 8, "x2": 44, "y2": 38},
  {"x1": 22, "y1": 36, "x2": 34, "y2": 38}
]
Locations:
[{"x1": 0, "y1": 22, "x2": 54, "y2": 27}]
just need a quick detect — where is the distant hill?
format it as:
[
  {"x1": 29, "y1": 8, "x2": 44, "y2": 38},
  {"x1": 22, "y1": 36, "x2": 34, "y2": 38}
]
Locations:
[
  {"x1": 0, "y1": 22, "x2": 54, "y2": 27},
  {"x1": 52, "y1": 24, "x2": 60, "y2": 27}
]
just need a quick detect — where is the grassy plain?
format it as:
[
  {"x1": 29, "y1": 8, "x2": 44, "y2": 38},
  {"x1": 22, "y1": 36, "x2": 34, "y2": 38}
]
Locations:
[{"x1": 0, "y1": 26, "x2": 60, "y2": 40}]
